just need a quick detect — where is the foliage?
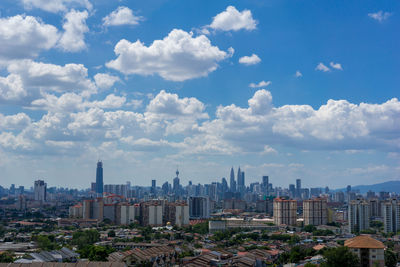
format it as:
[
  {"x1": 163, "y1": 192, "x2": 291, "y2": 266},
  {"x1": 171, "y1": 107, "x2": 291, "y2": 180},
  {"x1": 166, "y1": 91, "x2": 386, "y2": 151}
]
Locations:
[
  {"x1": 78, "y1": 245, "x2": 115, "y2": 261},
  {"x1": 71, "y1": 229, "x2": 100, "y2": 250},
  {"x1": 359, "y1": 228, "x2": 376, "y2": 234},
  {"x1": 278, "y1": 245, "x2": 316, "y2": 264},
  {"x1": 320, "y1": 246, "x2": 359, "y2": 267},
  {"x1": 304, "y1": 225, "x2": 317, "y2": 233},
  {"x1": 0, "y1": 251, "x2": 14, "y2": 263},
  {"x1": 270, "y1": 234, "x2": 292, "y2": 241},
  {"x1": 304, "y1": 263, "x2": 318, "y2": 267},
  {"x1": 184, "y1": 221, "x2": 209, "y2": 235},
  {"x1": 107, "y1": 230, "x2": 116, "y2": 237},
  {"x1": 370, "y1": 220, "x2": 383, "y2": 228},
  {"x1": 385, "y1": 249, "x2": 397, "y2": 267},
  {"x1": 326, "y1": 222, "x2": 341, "y2": 227},
  {"x1": 312, "y1": 229, "x2": 335, "y2": 236},
  {"x1": 33, "y1": 235, "x2": 58, "y2": 250}
]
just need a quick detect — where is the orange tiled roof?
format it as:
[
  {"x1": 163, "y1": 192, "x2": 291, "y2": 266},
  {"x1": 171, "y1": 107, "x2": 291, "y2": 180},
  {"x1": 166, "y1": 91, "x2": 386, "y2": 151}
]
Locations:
[{"x1": 344, "y1": 235, "x2": 385, "y2": 249}]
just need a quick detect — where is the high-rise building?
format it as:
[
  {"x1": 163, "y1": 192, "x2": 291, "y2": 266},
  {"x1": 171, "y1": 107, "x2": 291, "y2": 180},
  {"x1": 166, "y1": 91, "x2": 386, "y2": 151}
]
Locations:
[
  {"x1": 173, "y1": 170, "x2": 180, "y2": 196},
  {"x1": 237, "y1": 170, "x2": 245, "y2": 194},
  {"x1": 273, "y1": 197, "x2": 297, "y2": 226},
  {"x1": 96, "y1": 161, "x2": 103, "y2": 196},
  {"x1": 346, "y1": 185, "x2": 352, "y2": 193},
  {"x1": 221, "y1": 177, "x2": 228, "y2": 194},
  {"x1": 34, "y1": 180, "x2": 47, "y2": 202},
  {"x1": 151, "y1": 180, "x2": 156, "y2": 195},
  {"x1": 140, "y1": 200, "x2": 163, "y2": 226},
  {"x1": 296, "y1": 179, "x2": 301, "y2": 199},
  {"x1": 348, "y1": 198, "x2": 370, "y2": 233},
  {"x1": 164, "y1": 201, "x2": 189, "y2": 227},
  {"x1": 230, "y1": 167, "x2": 236, "y2": 192},
  {"x1": 262, "y1": 176, "x2": 269, "y2": 195},
  {"x1": 188, "y1": 196, "x2": 210, "y2": 219},
  {"x1": 103, "y1": 184, "x2": 128, "y2": 197},
  {"x1": 303, "y1": 198, "x2": 327, "y2": 226},
  {"x1": 289, "y1": 184, "x2": 296, "y2": 198},
  {"x1": 382, "y1": 199, "x2": 400, "y2": 234}
]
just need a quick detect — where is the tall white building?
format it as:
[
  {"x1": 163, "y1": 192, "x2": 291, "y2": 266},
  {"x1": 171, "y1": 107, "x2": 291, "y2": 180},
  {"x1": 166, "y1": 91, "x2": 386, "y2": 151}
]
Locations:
[
  {"x1": 382, "y1": 199, "x2": 400, "y2": 234},
  {"x1": 34, "y1": 180, "x2": 47, "y2": 202},
  {"x1": 348, "y1": 198, "x2": 370, "y2": 233},
  {"x1": 120, "y1": 204, "x2": 136, "y2": 225}
]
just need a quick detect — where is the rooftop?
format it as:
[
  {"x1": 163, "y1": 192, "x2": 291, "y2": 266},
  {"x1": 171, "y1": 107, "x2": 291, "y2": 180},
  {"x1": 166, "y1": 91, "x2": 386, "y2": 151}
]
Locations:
[{"x1": 344, "y1": 235, "x2": 385, "y2": 249}]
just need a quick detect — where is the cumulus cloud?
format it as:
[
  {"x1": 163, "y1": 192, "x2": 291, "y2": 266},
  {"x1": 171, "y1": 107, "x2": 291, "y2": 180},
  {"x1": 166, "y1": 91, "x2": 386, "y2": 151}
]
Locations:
[
  {"x1": 0, "y1": 74, "x2": 27, "y2": 101},
  {"x1": 368, "y1": 11, "x2": 392, "y2": 22},
  {"x1": 209, "y1": 6, "x2": 257, "y2": 31},
  {"x1": 315, "y1": 62, "x2": 330, "y2": 72},
  {"x1": 94, "y1": 73, "x2": 120, "y2": 89},
  {"x1": 0, "y1": 113, "x2": 31, "y2": 131},
  {"x1": 58, "y1": 10, "x2": 89, "y2": 52},
  {"x1": 295, "y1": 70, "x2": 302, "y2": 78},
  {"x1": 21, "y1": 0, "x2": 92, "y2": 13},
  {"x1": 249, "y1": 80, "x2": 271, "y2": 88},
  {"x1": 0, "y1": 15, "x2": 59, "y2": 60},
  {"x1": 103, "y1": 6, "x2": 142, "y2": 26},
  {"x1": 106, "y1": 29, "x2": 231, "y2": 81},
  {"x1": 239, "y1": 54, "x2": 261, "y2": 65},
  {"x1": 330, "y1": 62, "x2": 343, "y2": 70},
  {"x1": 7, "y1": 60, "x2": 96, "y2": 94}
]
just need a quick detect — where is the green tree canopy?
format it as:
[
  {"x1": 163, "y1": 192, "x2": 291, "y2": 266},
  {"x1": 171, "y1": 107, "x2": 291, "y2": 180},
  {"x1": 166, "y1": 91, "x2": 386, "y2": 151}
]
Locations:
[{"x1": 321, "y1": 246, "x2": 359, "y2": 267}]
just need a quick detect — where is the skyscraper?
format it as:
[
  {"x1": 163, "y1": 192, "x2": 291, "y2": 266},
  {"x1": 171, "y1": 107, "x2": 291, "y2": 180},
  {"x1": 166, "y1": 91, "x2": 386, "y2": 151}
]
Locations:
[
  {"x1": 296, "y1": 178, "x2": 301, "y2": 199},
  {"x1": 229, "y1": 167, "x2": 236, "y2": 192},
  {"x1": 34, "y1": 180, "x2": 47, "y2": 202},
  {"x1": 348, "y1": 198, "x2": 370, "y2": 233},
  {"x1": 95, "y1": 161, "x2": 103, "y2": 196},
  {"x1": 237, "y1": 167, "x2": 245, "y2": 194},
  {"x1": 173, "y1": 169, "x2": 180, "y2": 196},
  {"x1": 151, "y1": 179, "x2": 156, "y2": 195},
  {"x1": 262, "y1": 176, "x2": 269, "y2": 193}
]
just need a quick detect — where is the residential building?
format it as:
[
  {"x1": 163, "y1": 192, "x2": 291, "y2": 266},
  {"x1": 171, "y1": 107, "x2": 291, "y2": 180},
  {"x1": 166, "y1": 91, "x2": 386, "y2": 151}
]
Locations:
[
  {"x1": 382, "y1": 199, "x2": 400, "y2": 233},
  {"x1": 188, "y1": 196, "x2": 210, "y2": 219},
  {"x1": 303, "y1": 198, "x2": 327, "y2": 226},
  {"x1": 273, "y1": 197, "x2": 297, "y2": 226},
  {"x1": 348, "y1": 198, "x2": 370, "y2": 233},
  {"x1": 34, "y1": 180, "x2": 47, "y2": 202},
  {"x1": 345, "y1": 235, "x2": 385, "y2": 267},
  {"x1": 164, "y1": 201, "x2": 189, "y2": 227}
]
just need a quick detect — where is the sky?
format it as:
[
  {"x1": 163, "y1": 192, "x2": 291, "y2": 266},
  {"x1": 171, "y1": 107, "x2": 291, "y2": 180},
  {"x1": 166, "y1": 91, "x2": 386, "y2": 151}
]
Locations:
[{"x1": 0, "y1": 0, "x2": 399, "y2": 189}]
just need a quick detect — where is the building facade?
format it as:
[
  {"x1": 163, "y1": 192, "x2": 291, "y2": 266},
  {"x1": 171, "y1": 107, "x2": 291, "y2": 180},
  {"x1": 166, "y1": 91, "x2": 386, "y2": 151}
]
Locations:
[
  {"x1": 34, "y1": 180, "x2": 47, "y2": 202},
  {"x1": 382, "y1": 199, "x2": 400, "y2": 234},
  {"x1": 273, "y1": 197, "x2": 297, "y2": 226},
  {"x1": 348, "y1": 198, "x2": 370, "y2": 233},
  {"x1": 303, "y1": 198, "x2": 327, "y2": 226}
]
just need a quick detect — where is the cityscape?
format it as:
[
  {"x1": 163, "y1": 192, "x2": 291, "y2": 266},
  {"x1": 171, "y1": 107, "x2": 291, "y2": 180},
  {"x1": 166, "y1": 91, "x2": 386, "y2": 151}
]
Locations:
[
  {"x1": 0, "y1": 0, "x2": 399, "y2": 267},
  {"x1": 0, "y1": 161, "x2": 399, "y2": 266}
]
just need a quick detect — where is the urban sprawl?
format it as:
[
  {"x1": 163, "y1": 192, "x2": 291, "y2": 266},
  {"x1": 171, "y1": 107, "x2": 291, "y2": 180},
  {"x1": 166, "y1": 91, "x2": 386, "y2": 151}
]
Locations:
[{"x1": 0, "y1": 161, "x2": 398, "y2": 267}]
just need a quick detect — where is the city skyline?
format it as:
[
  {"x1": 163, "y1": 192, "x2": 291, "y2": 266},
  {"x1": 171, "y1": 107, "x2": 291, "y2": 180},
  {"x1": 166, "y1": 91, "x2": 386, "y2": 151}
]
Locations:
[{"x1": 0, "y1": 1, "x2": 399, "y2": 188}]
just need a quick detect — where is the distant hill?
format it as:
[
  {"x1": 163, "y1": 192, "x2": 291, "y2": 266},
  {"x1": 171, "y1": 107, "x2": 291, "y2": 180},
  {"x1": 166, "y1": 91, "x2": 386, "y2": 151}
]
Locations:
[{"x1": 336, "y1": 180, "x2": 400, "y2": 194}]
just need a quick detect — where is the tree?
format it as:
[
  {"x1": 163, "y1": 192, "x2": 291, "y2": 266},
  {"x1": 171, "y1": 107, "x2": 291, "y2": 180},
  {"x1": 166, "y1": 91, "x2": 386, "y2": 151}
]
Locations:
[
  {"x1": 34, "y1": 235, "x2": 58, "y2": 250},
  {"x1": 0, "y1": 251, "x2": 14, "y2": 263},
  {"x1": 304, "y1": 263, "x2": 317, "y2": 267},
  {"x1": 321, "y1": 246, "x2": 359, "y2": 267},
  {"x1": 107, "y1": 230, "x2": 116, "y2": 238},
  {"x1": 72, "y1": 230, "x2": 100, "y2": 250},
  {"x1": 385, "y1": 249, "x2": 397, "y2": 267},
  {"x1": 304, "y1": 225, "x2": 317, "y2": 233}
]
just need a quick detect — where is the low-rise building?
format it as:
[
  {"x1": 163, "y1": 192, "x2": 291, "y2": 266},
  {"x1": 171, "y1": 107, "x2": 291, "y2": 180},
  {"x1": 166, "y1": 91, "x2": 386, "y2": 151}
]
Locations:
[{"x1": 344, "y1": 235, "x2": 385, "y2": 267}]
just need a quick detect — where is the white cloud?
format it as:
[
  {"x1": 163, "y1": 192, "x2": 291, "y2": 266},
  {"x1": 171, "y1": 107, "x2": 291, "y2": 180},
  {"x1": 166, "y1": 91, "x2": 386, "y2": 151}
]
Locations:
[
  {"x1": 0, "y1": 15, "x2": 59, "y2": 60},
  {"x1": 315, "y1": 62, "x2": 330, "y2": 72},
  {"x1": 103, "y1": 6, "x2": 142, "y2": 26},
  {"x1": 249, "y1": 80, "x2": 271, "y2": 88},
  {"x1": 58, "y1": 10, "x2": 89, "y2": 52},
  {"x1": 106, "y1": 29, "x2": 230, "y2": 81},
  {"x1": 330, "y1": 62, "x2": 343, "y2": 70},
  {"x1": 295, "y1": 70, "x2": 302, "y2": 78},
  {"x1": 239, "y1": 54, "x2": 261, "y2": 65},
  {"x1": 0, "y1": 74, "x2": 27, "y2": 101},
  {"x1": 7, "y1": 60, "x2": 96, "y2": 95},
  {"x1": 90, "y1": 94, "x2": 126, "y2": 109},
  {"x1": 368, "y1": 11, "x2": 392, "y2": 22},
  {"x1": 127, "y1": 99, "x2": 143, "y2": 109},
  {"x1": 0, "y1": 113, "x2": 31, "y2": 131},
  {"x1": 21, "y1": 0, "x2": 92, "y2": 13},
  {"x1": 209, "y1": 6, "x2": 257, "y2": 31},
  {"x1": 94, "y1": 73, "x2": 120, "y2": 90}
]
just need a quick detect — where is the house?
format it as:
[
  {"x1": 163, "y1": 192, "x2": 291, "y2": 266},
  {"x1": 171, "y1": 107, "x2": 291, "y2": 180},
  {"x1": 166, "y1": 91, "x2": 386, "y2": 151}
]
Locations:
[{"x1": 344, "y1": 235, "x2": 385, "y2": 267}]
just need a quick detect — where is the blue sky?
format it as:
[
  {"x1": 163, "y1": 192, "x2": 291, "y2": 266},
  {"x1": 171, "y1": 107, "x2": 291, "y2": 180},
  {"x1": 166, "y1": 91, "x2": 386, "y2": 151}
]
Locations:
[{"x1": 0, "y1": 0, "x2": 398, "y2": 189}]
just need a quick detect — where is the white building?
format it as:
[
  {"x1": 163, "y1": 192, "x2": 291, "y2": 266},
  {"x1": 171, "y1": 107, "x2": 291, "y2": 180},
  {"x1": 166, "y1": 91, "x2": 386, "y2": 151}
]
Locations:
[
  {"x1": 34, "y1": 180, "x2": 47, "y2": 202},
  {"x1": 382, "y1": 199, "x2": 400, "y2": 233},
  {"x1": 348, "y1": 198, "x2": 370, "y2": 233},
  {"x1": 120, "y1": 204, "x2": 136, "y2": 225}
]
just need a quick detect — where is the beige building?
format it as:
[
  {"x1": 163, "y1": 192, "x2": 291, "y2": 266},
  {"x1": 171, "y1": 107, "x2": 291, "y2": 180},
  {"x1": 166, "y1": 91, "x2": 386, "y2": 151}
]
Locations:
[
  {"x1": 303, "y1": 198, "x2": 327, "y2": 226},
  {"x1": 140, "y1": 201, "x2": 163, "y2": 226},
  {"x1": 345, "y1": 235, "x2": 385, "y2": 267},
  {"x1": 273, "y1": 197, "x2": 297, "y2": 226},
  {"x1": 382, "y1": 199, "x2": 400, "y2": 233},
  {"x1": 164, "y1": 201, "x2": 189, "y2": 227}
]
